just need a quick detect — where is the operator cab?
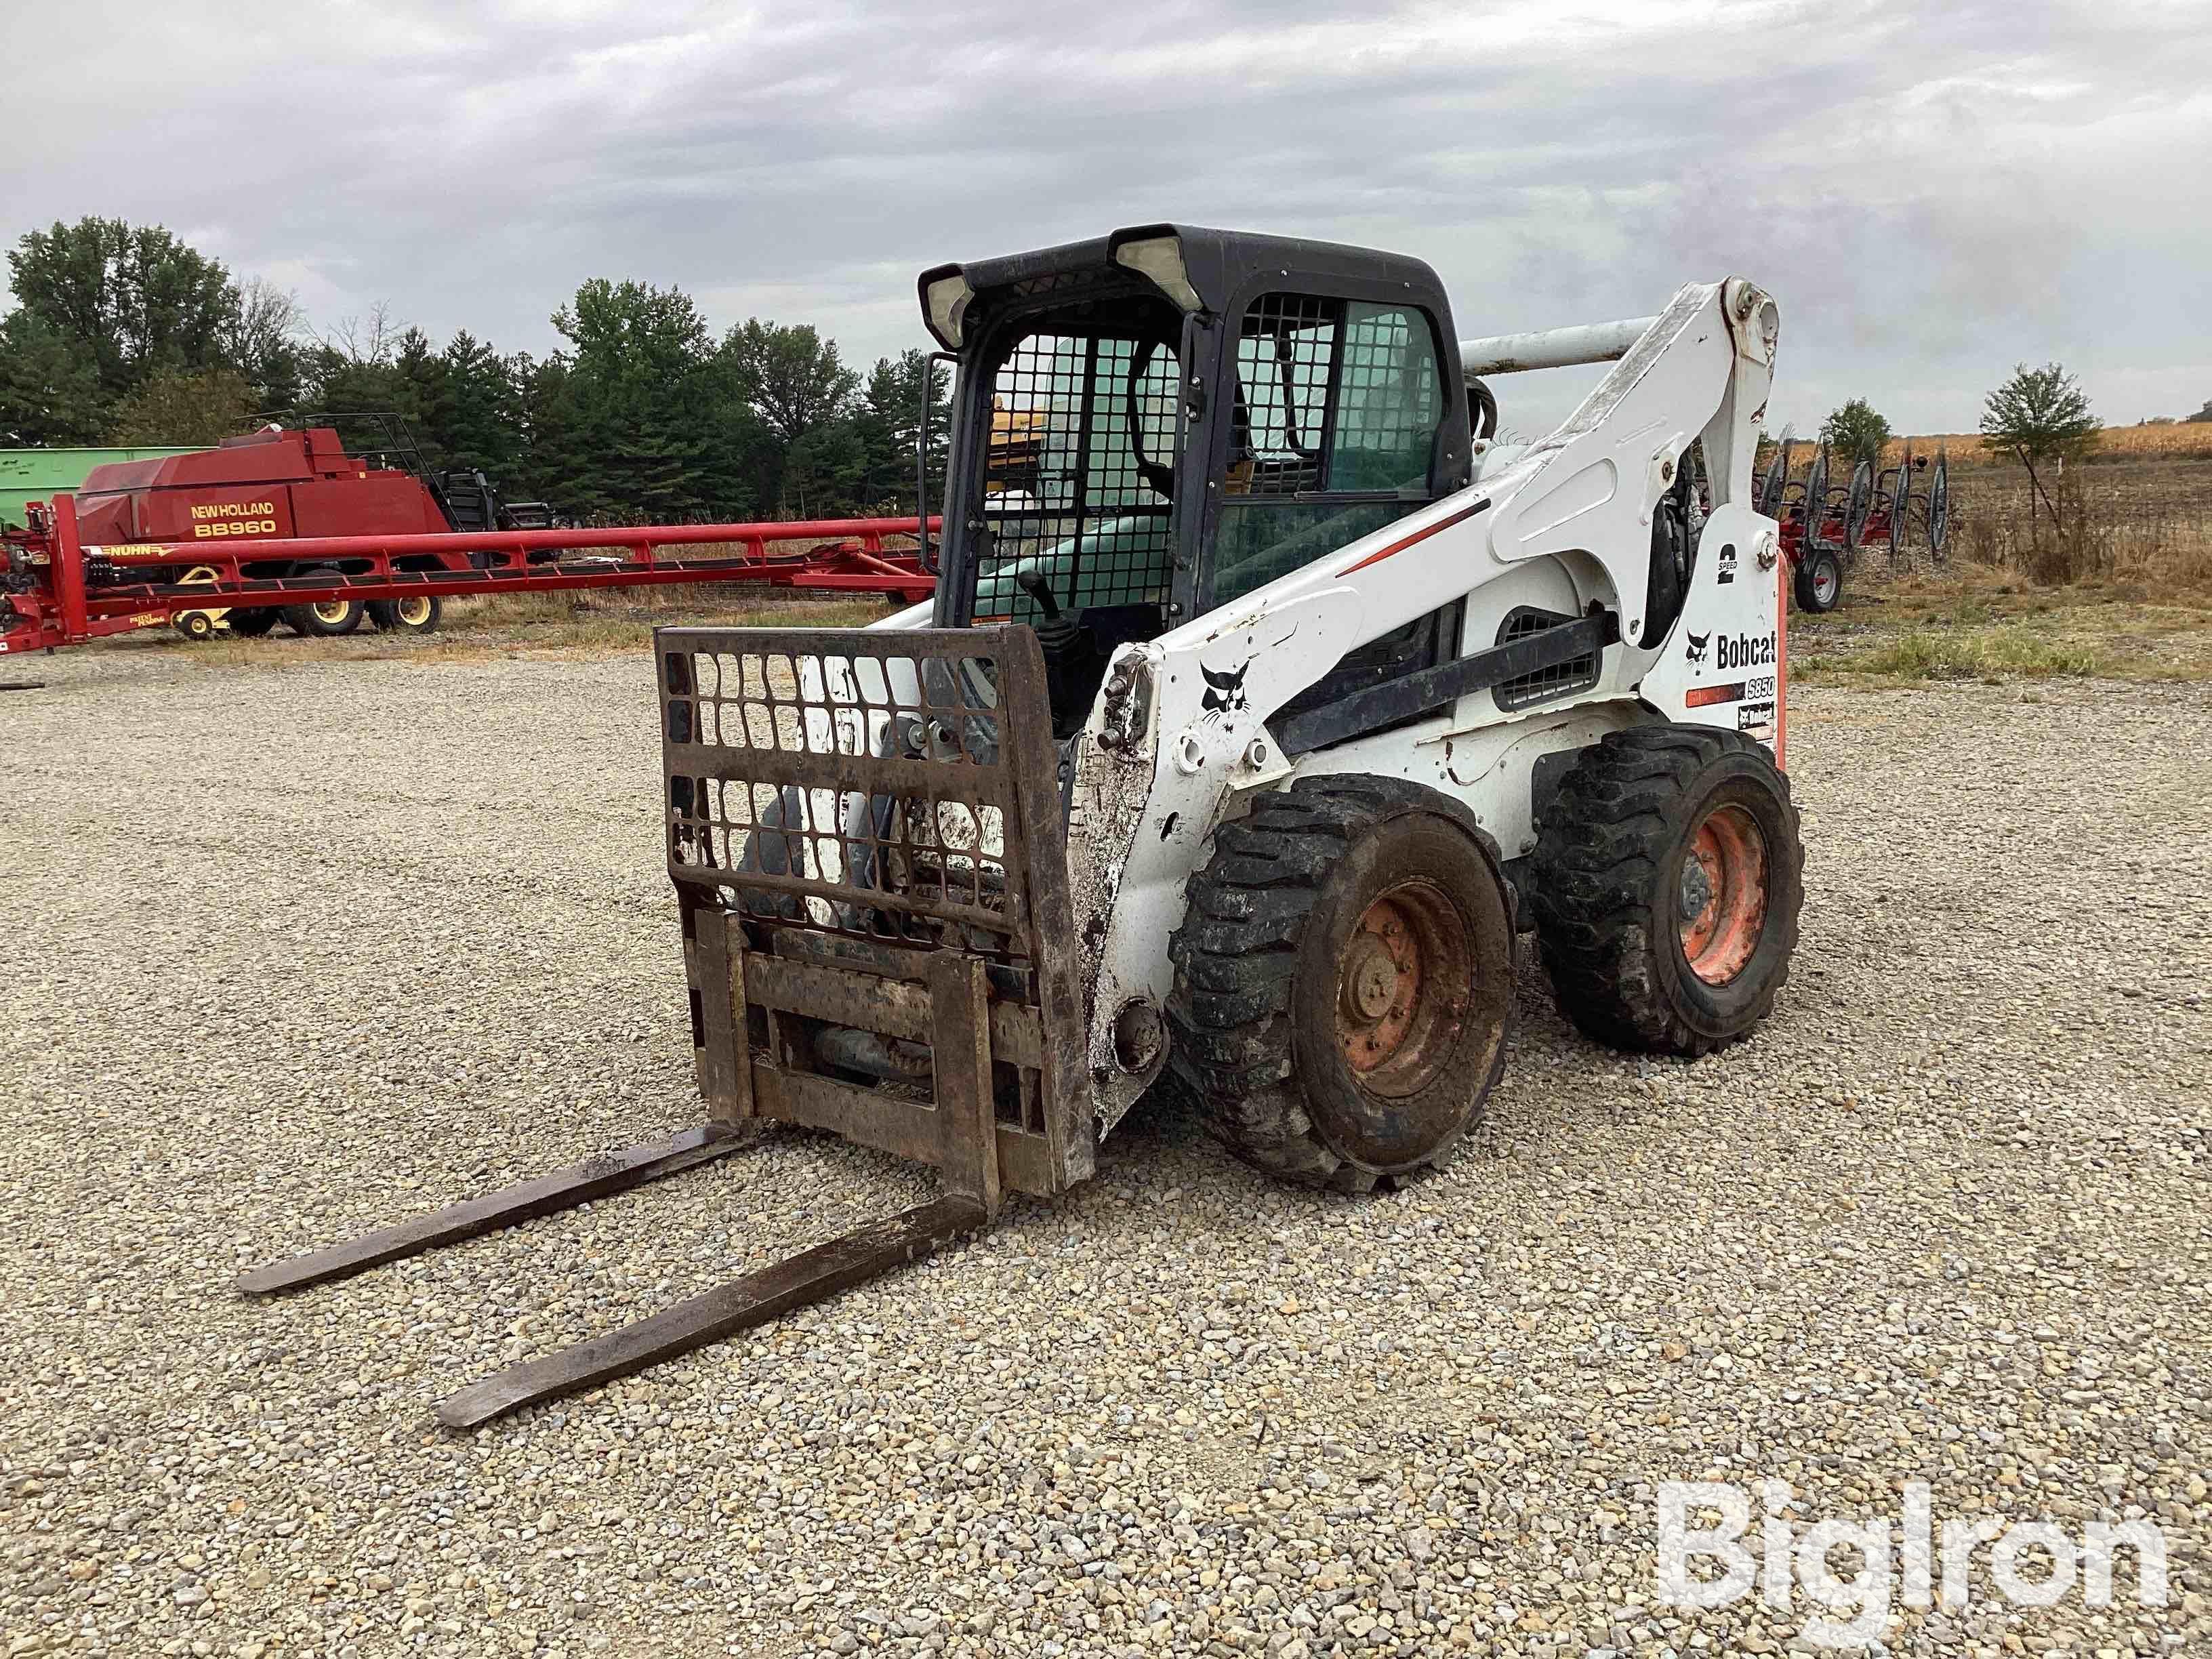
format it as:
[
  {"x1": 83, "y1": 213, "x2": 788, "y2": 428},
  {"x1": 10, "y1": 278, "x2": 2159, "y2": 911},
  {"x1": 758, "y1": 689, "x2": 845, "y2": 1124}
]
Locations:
[{"x1": 920, "y1": 225, "x2": 1474, "y2": 735}]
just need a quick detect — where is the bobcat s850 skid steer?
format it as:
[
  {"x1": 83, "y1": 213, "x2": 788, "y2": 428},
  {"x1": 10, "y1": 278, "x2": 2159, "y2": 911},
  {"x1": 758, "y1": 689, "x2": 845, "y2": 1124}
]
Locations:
[{"x1": 242, "y1": 225, "x2": 1803, "y2": 1427}]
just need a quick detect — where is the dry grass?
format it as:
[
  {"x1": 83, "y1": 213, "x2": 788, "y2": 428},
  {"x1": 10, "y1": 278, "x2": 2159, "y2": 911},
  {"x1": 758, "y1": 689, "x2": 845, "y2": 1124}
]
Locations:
[
  {"x1": 1792, "y1": 556, "x2": 2212, "y2": 687},
  {"x1": 1946, "y1": 503, "x2": 2212, "y2": 593}
]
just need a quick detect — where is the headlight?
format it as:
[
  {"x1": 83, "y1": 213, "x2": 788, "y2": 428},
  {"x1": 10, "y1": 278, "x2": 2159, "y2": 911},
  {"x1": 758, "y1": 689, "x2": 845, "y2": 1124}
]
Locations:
[
  {"x1": 924, "y1": 273, "x2": 975, "y2": 349},
  {"x1": 1113, "y1": 236, "x2": 1201, "y2": 313}
]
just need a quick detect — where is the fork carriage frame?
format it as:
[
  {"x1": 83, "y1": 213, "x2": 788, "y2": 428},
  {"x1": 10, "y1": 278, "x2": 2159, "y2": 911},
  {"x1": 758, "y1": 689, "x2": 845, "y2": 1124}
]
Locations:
[
  {"x1": 661, "y1": 622, "x2": 1095, "y2": 1200},
  {"x1": 237, "y1": 623, "x2": 1089, "y2": 1429}
]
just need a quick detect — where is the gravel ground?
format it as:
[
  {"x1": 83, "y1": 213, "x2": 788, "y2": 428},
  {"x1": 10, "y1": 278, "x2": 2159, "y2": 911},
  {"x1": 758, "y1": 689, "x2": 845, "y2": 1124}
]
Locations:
[{"x1": 2, "y1": 647, "x2": 2207, "y2": 1659}]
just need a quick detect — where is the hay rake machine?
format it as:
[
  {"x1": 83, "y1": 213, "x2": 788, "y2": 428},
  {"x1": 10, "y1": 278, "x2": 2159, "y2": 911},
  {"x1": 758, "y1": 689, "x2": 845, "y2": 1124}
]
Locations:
[{"x1": 1758, "y1": 436, "x2": 1950, "y2": 612}]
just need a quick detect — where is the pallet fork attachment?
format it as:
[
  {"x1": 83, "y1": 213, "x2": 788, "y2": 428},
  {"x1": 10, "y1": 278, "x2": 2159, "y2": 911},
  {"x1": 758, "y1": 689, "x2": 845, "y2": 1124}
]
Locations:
[{"x1": 237, "y1": 626, "x2": 1091, "y2": 1429}]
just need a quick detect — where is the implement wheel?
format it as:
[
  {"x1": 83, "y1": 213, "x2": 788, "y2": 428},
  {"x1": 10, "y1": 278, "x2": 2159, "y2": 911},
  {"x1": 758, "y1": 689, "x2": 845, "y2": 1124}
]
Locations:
[
  {"x1": 1530, "y1": 724, "x2": 1802, "y2": 1057},
  {"x1": 1757, "y1": 438, "x2": 1792, "y2": 518},
  {"x1": 1844, "y1": 459, "x2": 1873, "y2": 550},
  {"x1": 1803, "y1": 447, "x2": 1831, "y2": 547},
  {"x1": 1793, "y1": 548, "x2": 1843, "y2": 613},
  {"x1": 1927, "y1": 453, "x2": 1950, "y2": 560},
  {"x1": 283, "y1": 567, "x2": 363, "y2": 636},
  {"x1": 1166, "y1": 775, "x2": 1515, "y2": 1191},
  {"x1": 367, "y1": 596, "x2": 442, "y2": 634}
]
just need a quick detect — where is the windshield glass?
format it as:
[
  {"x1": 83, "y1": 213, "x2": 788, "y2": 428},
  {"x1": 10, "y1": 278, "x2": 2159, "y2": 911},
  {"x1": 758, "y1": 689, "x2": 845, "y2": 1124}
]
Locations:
[{"x1": 970, "y1": 329, "x2": 1180, "y2": 626}]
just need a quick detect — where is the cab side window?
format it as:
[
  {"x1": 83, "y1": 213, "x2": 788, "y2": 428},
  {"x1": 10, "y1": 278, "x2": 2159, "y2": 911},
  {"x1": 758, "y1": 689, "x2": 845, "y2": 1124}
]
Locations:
[
  {"x1": 1210, "y1": 295, "x2": 1445, "y2": 608},
  {"x1": 1332, "y1": 303, "x2": 1443, "y2": 490}
]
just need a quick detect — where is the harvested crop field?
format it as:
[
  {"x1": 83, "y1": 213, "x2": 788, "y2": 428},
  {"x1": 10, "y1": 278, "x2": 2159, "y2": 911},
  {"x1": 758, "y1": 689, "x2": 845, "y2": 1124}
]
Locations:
[{"x1": 3, "y1": 651, "x2": 2208, "y2": 1659}]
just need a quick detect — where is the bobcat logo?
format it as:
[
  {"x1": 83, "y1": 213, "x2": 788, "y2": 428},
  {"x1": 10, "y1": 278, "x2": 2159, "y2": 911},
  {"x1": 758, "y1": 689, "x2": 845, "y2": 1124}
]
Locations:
[
  {"x1": 1684, "y1": 631, "x2": 1711, "y2": 667},
  {"x1": 1200, "y1": 661, "x2": 1250, "y2": 720}
]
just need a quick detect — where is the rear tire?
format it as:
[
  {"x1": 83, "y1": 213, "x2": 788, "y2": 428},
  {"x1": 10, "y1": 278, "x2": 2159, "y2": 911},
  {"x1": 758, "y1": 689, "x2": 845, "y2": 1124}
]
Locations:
[
  {"x1": 367, "y1": 596, "x2": 442, "y2": 634},
  {"x1": 1166, "y1": 776, "x2": 1515, "y2": 1191},
  {"x1": 173, "y1": 611, "x2": 215, "y2": 642},
  {"x1": 1530, "y1": 724, "x2": 1802, "y2": 1057},
  {"x1": 1793, "y1": 549, "x2": 1843, "y2": 613},
  {"x1": 283, "y1": 568, "x2": 363, "y2": 636}
]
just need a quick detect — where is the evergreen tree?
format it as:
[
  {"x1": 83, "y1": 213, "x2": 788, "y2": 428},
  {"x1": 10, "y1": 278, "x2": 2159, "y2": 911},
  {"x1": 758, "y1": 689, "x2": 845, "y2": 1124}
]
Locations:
[
  {"x1": 855, "y1": 350, "x2": 951, "y2": 514},
  {"x1": 513, "y1": 351, "x2": 597, "y2": 518},
  {"x1": 554, "y1": 279, "x2": 722, "y2": 520},
  {"x1": 434, "y1": 332, "x2": 524, "y2": 476}
]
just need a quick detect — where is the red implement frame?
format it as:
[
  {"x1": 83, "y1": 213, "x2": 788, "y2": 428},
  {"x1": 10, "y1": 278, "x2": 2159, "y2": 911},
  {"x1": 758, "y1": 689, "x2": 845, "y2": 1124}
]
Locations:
[{"x1": 0, "y1": 494, "x2": 938, "y2": 657}]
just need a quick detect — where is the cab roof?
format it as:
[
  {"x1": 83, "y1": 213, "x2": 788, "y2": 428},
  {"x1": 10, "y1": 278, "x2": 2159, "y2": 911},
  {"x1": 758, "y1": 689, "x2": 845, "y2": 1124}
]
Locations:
[{"x1": 917, "y1": 223, "x2": 1449, "y2": 348}]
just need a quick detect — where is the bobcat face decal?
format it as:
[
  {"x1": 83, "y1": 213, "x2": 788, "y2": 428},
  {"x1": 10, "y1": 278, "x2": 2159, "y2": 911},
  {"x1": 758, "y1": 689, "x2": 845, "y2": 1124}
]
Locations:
[
  {"x1": 1684, "y1": 631, "x2": 1711, "y2": 668},
  {"x1": 1200, "y1": 661, "x2": 1250, "y2": 720}
]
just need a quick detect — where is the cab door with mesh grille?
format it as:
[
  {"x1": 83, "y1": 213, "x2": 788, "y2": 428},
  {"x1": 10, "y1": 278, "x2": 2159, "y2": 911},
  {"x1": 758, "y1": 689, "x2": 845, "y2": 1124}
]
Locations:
[
  {"x1": 1205, "y1": 294, "x2": 1447, "y2": 611},
  {"x1": 967, "y1": 329, "x2": 1182, "y2": 631}
]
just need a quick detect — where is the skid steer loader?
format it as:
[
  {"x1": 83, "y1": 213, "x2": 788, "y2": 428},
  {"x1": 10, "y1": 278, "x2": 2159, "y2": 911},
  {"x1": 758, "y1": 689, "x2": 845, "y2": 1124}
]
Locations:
[{"x1": 241, "y1": 225, "x2": 1803, "y2": 1428}]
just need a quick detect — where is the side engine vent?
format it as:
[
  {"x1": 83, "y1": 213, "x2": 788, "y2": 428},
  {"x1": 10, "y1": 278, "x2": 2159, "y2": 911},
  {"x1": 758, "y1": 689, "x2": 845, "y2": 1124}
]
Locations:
[{"x1": 1493, "y1": 607, "x2": 1600, "y2": 712}]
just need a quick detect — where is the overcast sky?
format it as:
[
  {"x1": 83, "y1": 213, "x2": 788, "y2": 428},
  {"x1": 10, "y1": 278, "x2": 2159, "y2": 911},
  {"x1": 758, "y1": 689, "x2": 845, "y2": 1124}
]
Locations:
[{"x1": 10, "y1": 0, "x2": 2208, "y2": 436}]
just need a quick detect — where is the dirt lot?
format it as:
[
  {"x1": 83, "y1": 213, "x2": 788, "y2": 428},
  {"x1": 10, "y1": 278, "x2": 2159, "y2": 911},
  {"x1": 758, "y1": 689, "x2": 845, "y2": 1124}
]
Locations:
[{"x1": 3, "y1": 649, "x2": 2207, "y2": 1659}]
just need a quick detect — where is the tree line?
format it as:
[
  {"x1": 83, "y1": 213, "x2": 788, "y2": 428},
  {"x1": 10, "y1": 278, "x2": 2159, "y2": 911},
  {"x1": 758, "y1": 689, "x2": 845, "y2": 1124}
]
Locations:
[
  {"x1": 7, "y1": 217, "x2": 2159, "y2": 535},
  {"x1": 1813, "y1": 368, "x2": 2103, "y2": 534},
  {"x1": 0, "y1": 217, "x2": 947, "y2": 524}
]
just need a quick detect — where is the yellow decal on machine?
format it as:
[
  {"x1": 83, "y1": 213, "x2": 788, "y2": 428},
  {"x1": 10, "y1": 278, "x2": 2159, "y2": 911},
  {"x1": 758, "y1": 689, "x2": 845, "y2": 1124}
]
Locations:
[
  {"x1": 190, "y1": 501, "x2": 277, "y2": 520},
  {"x1": 193, "y1": 520, "x2": 279, "y2": 537}
]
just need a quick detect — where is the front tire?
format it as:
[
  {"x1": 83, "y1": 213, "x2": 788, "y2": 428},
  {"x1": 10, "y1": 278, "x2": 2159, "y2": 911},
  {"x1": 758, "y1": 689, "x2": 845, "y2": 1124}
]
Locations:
[
  {"x1": 1166, "y1": 776, "x2": 1515, "y2": 1191},
  {"x1": 1530, "y1": 724, "x2": 1802, "y2": 1057}
]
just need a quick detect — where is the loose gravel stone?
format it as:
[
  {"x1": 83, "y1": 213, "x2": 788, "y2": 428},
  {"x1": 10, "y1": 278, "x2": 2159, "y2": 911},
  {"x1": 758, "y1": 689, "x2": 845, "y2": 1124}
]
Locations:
[{"x1": 1, "y1": 649, "x2": 2207, "y2": 1658}]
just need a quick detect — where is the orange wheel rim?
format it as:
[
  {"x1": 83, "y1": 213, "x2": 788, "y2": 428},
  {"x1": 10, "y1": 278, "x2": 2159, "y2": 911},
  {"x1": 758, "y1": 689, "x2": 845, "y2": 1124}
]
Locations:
[
  {"x1": 1334, "y1": 880, "x2": 1471, "y2": 1098},
  {"x1": 1678, "y1": 802, "x2": 1769, "y2": 986}
]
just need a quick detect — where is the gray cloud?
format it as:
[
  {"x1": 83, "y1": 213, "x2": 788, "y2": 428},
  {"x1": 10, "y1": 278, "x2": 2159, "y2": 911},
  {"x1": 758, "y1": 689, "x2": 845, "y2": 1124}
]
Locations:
[{"x1": 9, "y1": 0, "x2": 2208, "y2": 434}]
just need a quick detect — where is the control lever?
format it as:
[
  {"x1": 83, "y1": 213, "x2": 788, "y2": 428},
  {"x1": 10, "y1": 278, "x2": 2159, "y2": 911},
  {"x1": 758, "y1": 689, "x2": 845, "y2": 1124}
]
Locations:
[
  {"x1": 1014, "y1": 570, "x2": 1085, "y2": 668},
  {"x1": 1015, "y1": 570, "x2": 1062, "y2": 620}
]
